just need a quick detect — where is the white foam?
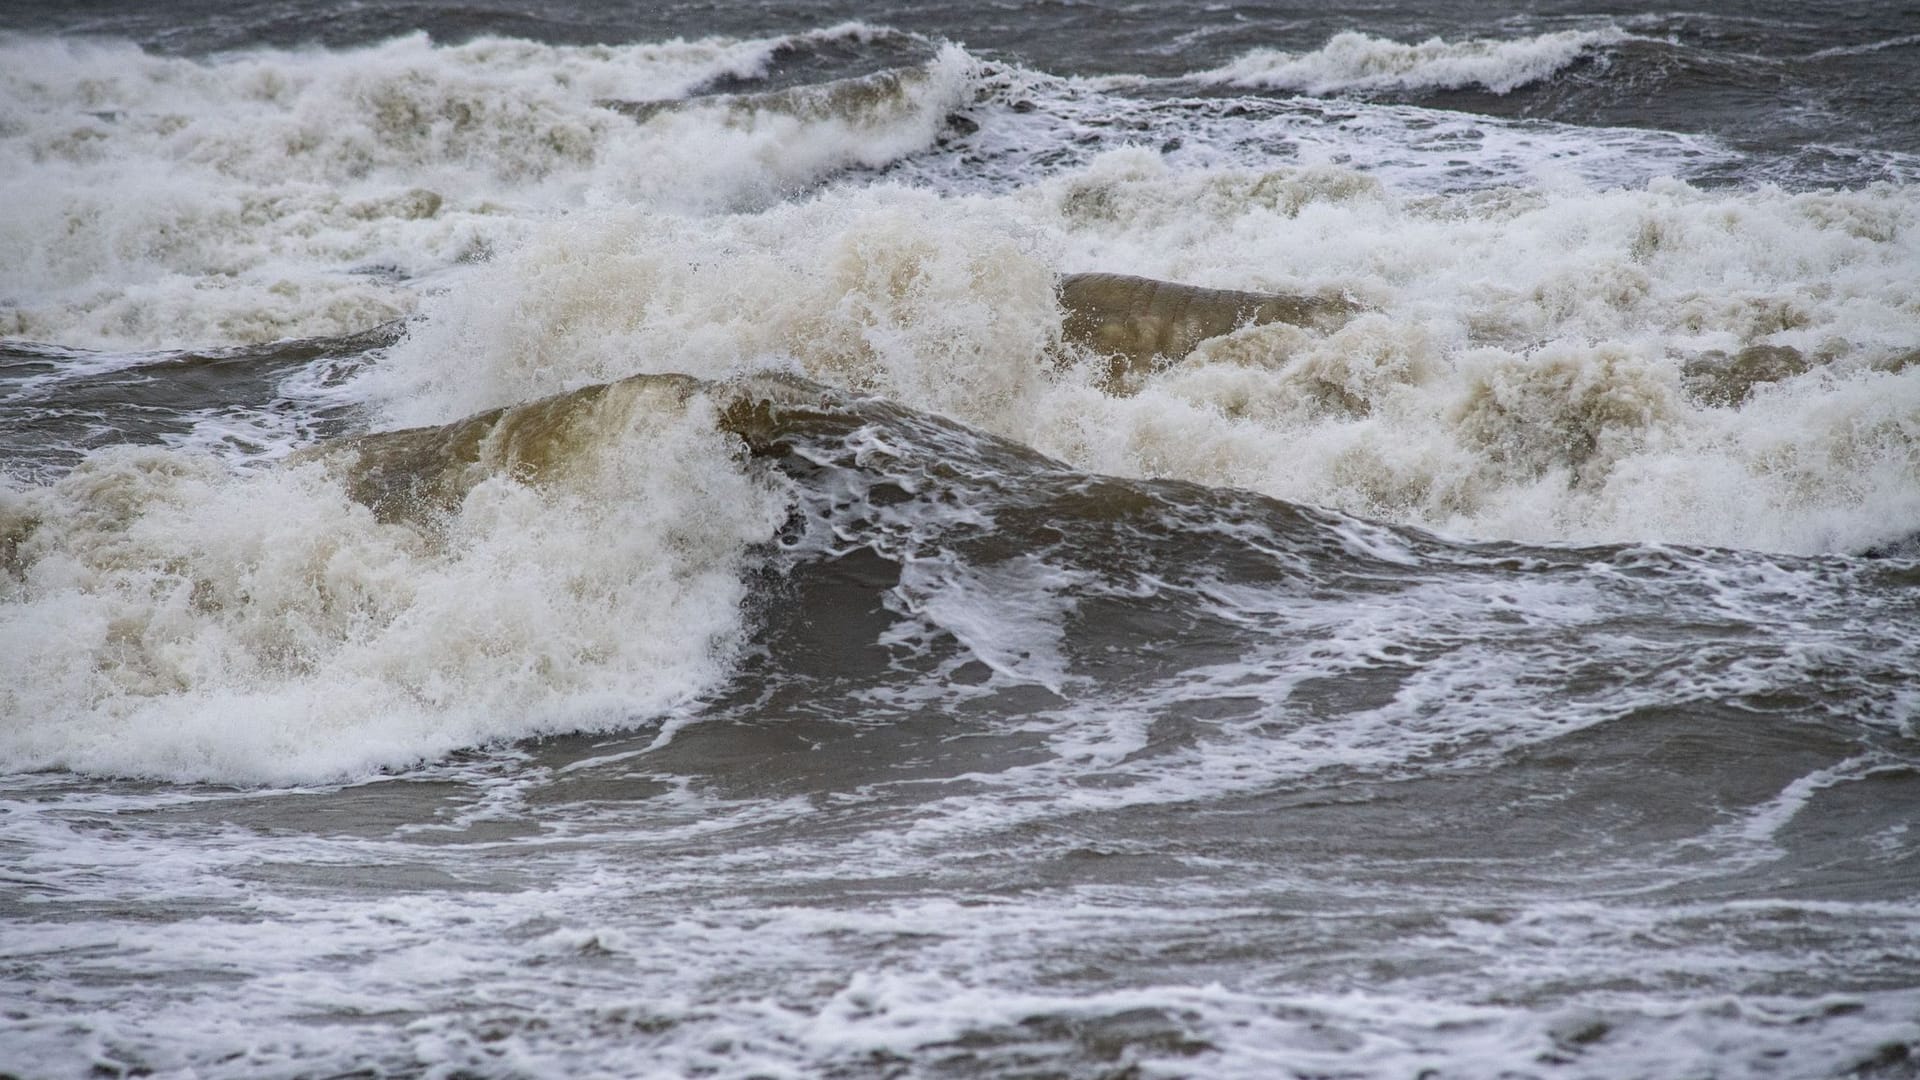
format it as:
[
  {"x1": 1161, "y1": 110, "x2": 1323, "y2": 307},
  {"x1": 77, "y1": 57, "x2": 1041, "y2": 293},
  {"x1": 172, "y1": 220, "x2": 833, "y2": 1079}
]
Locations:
[
  {"x1": 354, "y1": 187, "x2": 1065, "y2": 429},
  {"x1": 1196, "y1": 28, "x2": 1630, "y2": 96},
  {"x1": 0, "y1": 388, "x2": 789, "y2": 784},
  {"x1": 6, "y1": 788, "x2": 1915, "y2": 1080},
  {"x1": 0, "y1": 31, "x2": 974, "y2": 349},
  {"x1": 891, "y1": 552, "x2": 1082, "y2": 694},
  {"x1": 356, "y1": 157, "x2": 1920, "y2": 554},
  {"x1": 905, "y1": 63, "x2": 1735, "y2": 197}
]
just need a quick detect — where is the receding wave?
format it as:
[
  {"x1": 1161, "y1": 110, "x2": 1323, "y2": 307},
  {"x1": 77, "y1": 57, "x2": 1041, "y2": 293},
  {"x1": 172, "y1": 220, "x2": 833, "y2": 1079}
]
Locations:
[
  {"x1": 1194, "y1": 28, "x2": 1628, "y2": 96},
  {"x1": 0, "y1": 324, "x2": 404, "y2": 480}
]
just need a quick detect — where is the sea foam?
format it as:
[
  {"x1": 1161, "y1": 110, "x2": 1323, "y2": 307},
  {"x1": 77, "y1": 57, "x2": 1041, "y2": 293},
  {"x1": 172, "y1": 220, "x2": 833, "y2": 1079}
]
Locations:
[
  {"x1": 0, "y1": 30, "x2": 974, "y2": 349},
  {"x1": 362, "y1": 154, "x2": 1920, "y2": 555},
  {"x1": 0, "y1": 384, "x2": 788, "y2": 783},
  {"x1": 1195, "y1": 28, "x2": 1629, "y2": 96}
]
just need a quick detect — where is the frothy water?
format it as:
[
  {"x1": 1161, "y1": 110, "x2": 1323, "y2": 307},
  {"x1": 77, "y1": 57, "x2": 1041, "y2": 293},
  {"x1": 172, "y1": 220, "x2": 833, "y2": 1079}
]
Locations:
[
  {"x1": 4, "y1": 5, "x2": 1919, "y2": 1079},
  {"x1": 360, "y1": 162, "x2": 1920, "y2": 554},
  {"x1": 6, "y1": 375, "x2": 1919, "y2": 1076},
  {"x1": 2, "y1": 377, "x2": 788, "y2": 783},
  {"x1": 1194, "y1": 28, "x2": 1630, "y2": 96}
]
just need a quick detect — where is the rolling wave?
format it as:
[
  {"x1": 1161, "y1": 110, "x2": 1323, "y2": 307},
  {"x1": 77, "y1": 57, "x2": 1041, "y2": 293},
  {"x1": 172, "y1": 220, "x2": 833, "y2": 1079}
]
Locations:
[{"x1": 1193, "y1": 28, "x2": 1629, "y2": 96}]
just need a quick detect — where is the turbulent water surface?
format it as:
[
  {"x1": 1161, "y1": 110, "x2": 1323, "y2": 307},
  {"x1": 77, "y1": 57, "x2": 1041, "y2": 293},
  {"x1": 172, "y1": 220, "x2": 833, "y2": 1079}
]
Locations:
[{"x1": 3, "y1": 2, "x2": 1919, "y2": 1077}]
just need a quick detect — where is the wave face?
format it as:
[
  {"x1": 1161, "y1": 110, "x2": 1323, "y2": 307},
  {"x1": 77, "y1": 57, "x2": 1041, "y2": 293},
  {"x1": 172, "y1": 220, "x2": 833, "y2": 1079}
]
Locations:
[
  {"x1": 3, "y1": 5, "x2": 1920, "y2": 1079},
  {"x1": 6, "y1": 371, "x2": 1920, "y2": 1078}
]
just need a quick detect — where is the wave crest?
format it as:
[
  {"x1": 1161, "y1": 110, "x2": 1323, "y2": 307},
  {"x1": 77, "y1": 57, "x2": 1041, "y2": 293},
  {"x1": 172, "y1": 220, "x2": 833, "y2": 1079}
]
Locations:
[
  {"x1": 0, "y1": 32, "x2": 977, "y2": 349},
  {"x1": 1196, "y1": 28, "x2": 1627, "y2": 96},
  {"x1": 0, "y1": 378, "x2": 789, "y2": 784}
]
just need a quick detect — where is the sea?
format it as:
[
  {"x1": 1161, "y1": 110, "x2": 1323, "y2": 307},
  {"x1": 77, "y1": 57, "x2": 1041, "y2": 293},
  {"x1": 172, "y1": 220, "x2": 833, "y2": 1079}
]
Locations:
[{"x1": 2, "y1": 1, "x2": 1919, "y2": 1077}]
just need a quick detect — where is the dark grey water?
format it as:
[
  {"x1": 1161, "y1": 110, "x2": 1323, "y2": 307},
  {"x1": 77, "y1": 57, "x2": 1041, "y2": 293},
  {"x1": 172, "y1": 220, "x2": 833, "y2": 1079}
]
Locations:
[{"x1": 3, "y1": 3, "x2": 1919, "y2": 1077}]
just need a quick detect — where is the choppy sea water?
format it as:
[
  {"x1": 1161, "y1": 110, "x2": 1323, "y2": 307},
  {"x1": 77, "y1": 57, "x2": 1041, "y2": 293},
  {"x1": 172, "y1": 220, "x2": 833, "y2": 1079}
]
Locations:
[{"x1": 3, "y1": 2, "x2": 1918, "y2": 1077}]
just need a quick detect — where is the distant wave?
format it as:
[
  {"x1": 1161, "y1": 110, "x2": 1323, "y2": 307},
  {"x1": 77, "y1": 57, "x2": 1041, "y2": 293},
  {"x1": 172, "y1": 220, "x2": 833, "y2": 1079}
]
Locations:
[
  {"x1": 1194, "y1": 28, "x2": 1628, "y2": 96},
  {"x1": 1804, "y1": 32, "x2": 1920, "y2": 61}
]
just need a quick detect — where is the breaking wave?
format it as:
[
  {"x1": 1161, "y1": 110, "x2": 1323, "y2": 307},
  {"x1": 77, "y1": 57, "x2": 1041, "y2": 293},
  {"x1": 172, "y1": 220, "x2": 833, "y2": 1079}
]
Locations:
[
  {"x1": 1195, "y1": 28, "x2": 1629, "y2": 96},
  {"x1": 359, "y1": 159, "x2": 1920, "y2": 555},
  {"x1": 0, "y1": 376, "x2": 789, "y2": 783},
  {"x1": 0, "y1": 30, "x2": 976, "y2": 348}
]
